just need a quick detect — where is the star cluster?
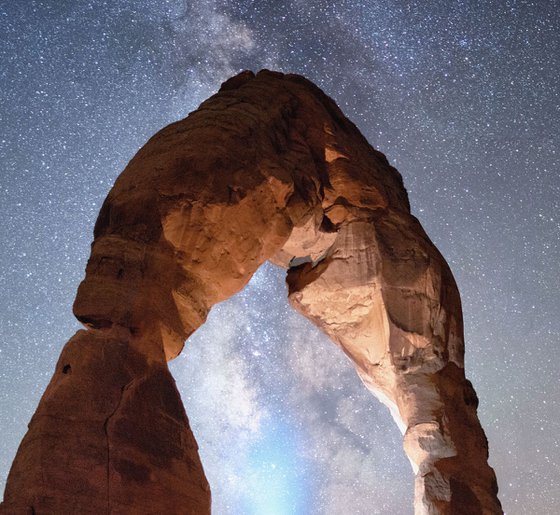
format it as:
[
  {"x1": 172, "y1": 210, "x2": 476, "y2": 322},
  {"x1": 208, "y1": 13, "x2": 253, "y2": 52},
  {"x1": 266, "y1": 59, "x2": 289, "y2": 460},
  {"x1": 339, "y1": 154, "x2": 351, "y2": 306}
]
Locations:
[{"x1": 1, "y1": 1, "x2": 559, "y2": 513}]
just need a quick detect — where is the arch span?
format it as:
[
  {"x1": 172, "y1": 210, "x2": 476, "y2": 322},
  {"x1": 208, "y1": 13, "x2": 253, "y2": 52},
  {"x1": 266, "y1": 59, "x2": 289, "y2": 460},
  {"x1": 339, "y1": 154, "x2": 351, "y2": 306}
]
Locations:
[{"x1": 1, "y1": 70, "x2": 501, "y2": 514}]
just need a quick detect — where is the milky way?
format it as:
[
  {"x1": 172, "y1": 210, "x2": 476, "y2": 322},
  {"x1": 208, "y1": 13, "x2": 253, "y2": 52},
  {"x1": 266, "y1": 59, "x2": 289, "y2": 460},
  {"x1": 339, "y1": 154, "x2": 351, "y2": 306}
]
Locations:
[{"x1": 1, "y1": 1, "x2": 559, "y2": 513}]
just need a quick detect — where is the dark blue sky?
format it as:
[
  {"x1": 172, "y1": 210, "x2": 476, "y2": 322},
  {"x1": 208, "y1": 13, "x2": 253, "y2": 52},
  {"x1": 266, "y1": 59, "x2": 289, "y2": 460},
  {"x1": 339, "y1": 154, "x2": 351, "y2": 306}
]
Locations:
[{"x1": 1, "y1": 1, "x2": 559, "y2": 513}]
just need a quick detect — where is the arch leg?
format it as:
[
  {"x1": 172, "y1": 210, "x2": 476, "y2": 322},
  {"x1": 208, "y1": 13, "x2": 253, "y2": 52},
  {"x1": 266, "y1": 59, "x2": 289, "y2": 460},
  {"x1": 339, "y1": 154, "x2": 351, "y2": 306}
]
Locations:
[{"x1": 287, "y1": 210, "x2": 502, "y2": 514}]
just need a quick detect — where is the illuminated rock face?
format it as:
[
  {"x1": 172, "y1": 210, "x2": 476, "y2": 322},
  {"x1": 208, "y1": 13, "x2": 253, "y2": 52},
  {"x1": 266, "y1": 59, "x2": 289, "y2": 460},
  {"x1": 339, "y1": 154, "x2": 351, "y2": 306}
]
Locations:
[{"x1": 1, "y1": 70, "x2": 502, "y2": 514}]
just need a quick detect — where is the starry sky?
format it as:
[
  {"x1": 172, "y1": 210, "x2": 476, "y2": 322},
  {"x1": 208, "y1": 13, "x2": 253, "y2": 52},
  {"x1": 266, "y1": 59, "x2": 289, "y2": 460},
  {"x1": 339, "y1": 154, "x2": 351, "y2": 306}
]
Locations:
[{"x1": 1, "y1": 1, "x2": 559, "y2": 513}]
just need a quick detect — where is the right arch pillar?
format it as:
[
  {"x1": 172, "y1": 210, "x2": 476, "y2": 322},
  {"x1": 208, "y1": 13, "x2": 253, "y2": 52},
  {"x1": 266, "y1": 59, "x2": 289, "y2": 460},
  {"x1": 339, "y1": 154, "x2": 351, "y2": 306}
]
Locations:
[{"x1": 285, "y1": 205, "x2": 500, "y2": 514}]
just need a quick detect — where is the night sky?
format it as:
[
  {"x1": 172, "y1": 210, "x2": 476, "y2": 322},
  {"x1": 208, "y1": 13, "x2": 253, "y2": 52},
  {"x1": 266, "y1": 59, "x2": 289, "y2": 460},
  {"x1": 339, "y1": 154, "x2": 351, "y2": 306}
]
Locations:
[{"x1": 1, "y1": 1, "x2": 559, "y2": 514}]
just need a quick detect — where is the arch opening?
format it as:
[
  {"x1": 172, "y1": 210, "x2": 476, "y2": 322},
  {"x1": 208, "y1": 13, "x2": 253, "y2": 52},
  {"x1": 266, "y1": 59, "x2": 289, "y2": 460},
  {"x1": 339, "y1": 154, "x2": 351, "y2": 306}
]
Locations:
[{"x1": 169, "y1": 261, "x2": 414, "y2": 513}]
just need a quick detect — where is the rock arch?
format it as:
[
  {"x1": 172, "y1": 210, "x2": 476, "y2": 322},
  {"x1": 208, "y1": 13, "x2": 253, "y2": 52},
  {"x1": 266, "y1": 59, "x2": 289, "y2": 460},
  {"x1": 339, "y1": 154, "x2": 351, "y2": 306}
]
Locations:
[{"x1": 1, "y1": 70, "x2": 502, "y2": 514}]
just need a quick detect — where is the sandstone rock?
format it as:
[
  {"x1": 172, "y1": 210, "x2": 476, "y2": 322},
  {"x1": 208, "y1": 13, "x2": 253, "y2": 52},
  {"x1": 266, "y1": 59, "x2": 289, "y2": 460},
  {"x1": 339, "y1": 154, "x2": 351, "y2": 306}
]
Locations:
[{"x1": 1, "y1": 70, "x2": 501, "y2": 514}]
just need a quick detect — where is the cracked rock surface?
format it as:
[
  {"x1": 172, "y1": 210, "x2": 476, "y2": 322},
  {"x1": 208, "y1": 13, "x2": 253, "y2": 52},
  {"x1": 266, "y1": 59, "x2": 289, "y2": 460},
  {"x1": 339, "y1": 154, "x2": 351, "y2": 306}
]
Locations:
[{"x1": 1, "y1": 70, "x2": 501, "y2": 514}]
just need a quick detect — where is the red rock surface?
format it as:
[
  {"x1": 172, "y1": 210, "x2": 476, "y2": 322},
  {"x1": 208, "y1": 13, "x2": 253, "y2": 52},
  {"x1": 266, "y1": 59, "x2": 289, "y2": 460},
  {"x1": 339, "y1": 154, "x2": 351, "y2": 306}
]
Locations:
[{"x1": 1, "y1": 70, "x2": 502, "y2": 514}]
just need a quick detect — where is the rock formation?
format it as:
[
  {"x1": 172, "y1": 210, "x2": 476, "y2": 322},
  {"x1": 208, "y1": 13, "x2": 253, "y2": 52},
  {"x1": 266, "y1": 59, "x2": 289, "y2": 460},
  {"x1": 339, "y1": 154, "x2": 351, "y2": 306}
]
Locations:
[{"x1": 1, "y1": 70, "x2": 502, "y2": 514}]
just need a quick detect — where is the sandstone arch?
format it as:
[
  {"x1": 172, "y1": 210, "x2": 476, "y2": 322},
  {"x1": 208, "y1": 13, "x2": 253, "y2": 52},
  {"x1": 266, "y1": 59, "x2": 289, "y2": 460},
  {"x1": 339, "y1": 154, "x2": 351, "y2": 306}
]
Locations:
[{"x1": 1, "y1": 70, "x2": 502, "y2": 514}]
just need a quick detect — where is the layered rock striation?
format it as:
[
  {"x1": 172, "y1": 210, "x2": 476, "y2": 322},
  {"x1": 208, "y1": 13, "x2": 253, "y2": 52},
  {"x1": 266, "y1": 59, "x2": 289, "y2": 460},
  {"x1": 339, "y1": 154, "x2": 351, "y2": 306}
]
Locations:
[{"x1": 1, "y1": 70, "x2": 501, "y2": 514}]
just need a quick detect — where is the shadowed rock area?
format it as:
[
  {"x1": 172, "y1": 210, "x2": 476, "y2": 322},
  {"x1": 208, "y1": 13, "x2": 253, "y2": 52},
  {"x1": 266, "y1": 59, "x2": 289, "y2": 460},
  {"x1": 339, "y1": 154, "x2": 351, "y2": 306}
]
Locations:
[{"x1": 1, "y1": 70, "x2": 502, "y2": 514}]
